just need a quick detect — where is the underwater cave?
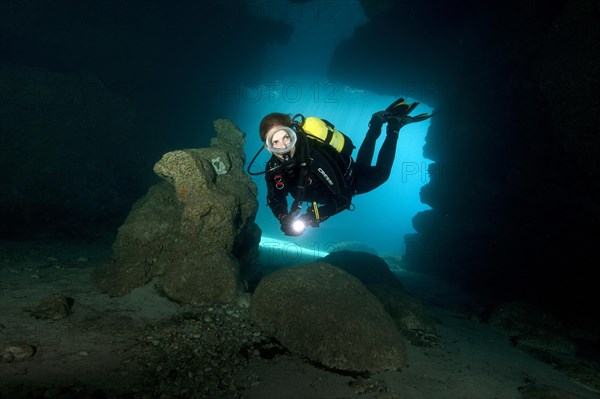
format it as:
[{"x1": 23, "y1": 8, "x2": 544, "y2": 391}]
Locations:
[{"x1": 1, "y1": 0, "x2": 599, "y2": 398}]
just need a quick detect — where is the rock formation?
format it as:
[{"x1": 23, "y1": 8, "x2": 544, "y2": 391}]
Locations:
[
  {"x1": 95, "y1": 120, "x2": 260, "y2": 305},
  {"x1": 322, "y1": 251, "x2": 438, "y2": 346},
  {"x1": 329, "y1": 0, "x2": 600, "y2": 322},
  {"x1": 250, "y1": 262, "x2": 407, "y2": 373}
]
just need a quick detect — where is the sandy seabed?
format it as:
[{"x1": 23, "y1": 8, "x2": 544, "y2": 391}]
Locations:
[{"x1": 0, "y1": 238, "x2": 598, "y2": 399}]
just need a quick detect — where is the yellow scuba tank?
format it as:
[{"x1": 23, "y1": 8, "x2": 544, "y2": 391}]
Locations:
[{"x1": 295, "y1": 115, "x2": 355, "y2": 156}]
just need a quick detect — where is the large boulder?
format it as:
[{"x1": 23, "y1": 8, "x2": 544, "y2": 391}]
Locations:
[
  {"x1": 322, "y1": 251, "x2": 437, "y2": 347},
  {"x1": 322, "y1": 250, "x2": 403, "y2": 290},
  {"x1": 95, "y1": 119, "x2": 259, "y2": 305},
  {"x1": 159, "y1": 251, "x2": 241, "y2": 306},
  {"x1": 250, "y1": 262, "x2": 407, "y2": 373}
]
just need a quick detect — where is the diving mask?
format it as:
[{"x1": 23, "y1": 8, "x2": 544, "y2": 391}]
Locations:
[{"x1": 265, "y1": 126, "x2": 297, "y2": 156}]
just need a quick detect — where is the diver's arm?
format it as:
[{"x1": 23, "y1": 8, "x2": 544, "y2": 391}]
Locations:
[
  {"x1": 268, "y1": 196, "x2": 288, "y2": 220},
  {"x1": 266, "y1": 174, "x2": 289, "y2": 220},
  {"x1": 308, "y1": 195, "x2": 352, "y2": 225}
]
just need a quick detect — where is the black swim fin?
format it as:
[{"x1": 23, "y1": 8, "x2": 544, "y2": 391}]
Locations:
[
  {"x1": 406, "y1": 112, "x2": 434, "y2": 123},
  {"x1": 384, "y1": 98, "x2": 436, "y2": 130},
  {"x1": 385, "y1": 98, "x2": 420, "y2": 118},
  {"x1": 391, "y1": 112, "x2": 436, "y2": 129}
]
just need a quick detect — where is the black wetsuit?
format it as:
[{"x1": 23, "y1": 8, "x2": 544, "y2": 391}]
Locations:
[
  {"x1": 265, "y1": 121, "x2": 399, "y2": 223},
  {"x1": 354, "y1": 119, "x2": 400, "y2": 194}
]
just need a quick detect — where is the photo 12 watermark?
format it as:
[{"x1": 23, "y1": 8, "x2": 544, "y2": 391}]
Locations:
[
  {"x1": 401, "y1": 161, "x2": 476, "y2": 184},
  {"x1": 199, "y1": 81, "x2": 342, "y2": 105},
  {"x1": 260, "y1": 239, "x2": 337, "y2": 265},
  {"x1": 403, "y1": 235, "x2": 447, "y2": 265}
]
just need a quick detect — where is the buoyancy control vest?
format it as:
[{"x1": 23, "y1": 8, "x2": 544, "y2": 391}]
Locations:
[
  {"x1": 256, "y1": 114, "x2": 357, "y2": 219},
  {"x1": 290, "y1": 114, "x2": 356, "y2": 198}
]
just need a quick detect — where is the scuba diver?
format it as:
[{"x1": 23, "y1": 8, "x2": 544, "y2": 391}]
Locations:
[{"x1": 247, "y1": 99, "x2": 433, "y2": 236}]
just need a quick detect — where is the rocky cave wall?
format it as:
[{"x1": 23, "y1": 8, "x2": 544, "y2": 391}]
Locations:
[
  {"x1": 0, "y1": 0, "x2": 291, "y2": 239},
  {"x1": 329, "y1": 0, "x2": 600, "y2": 318}
]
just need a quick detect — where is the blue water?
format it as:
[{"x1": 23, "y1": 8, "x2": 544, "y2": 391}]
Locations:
[{"x1": 217, "y1": 1, "x2": 433, "y2": 256}]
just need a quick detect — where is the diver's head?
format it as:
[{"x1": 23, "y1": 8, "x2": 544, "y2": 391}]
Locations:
[
  {"x1": 264, "y1": 125, "x2": 297, "y2": 158},
  {"x1": 260, "y1": 113, "x2": 297, "y2": 160},
  {"x1": 260, "y1": 112, "x2": 292, "y2": 141}
]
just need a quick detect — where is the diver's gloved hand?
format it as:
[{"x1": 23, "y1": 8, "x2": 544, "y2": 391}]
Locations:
[
  {"x1": 279, "y1": 213, "x2": 304, "y2": 236},
  {"x1": 299, "y1": 211, "x2": 319, "y2": 228}
]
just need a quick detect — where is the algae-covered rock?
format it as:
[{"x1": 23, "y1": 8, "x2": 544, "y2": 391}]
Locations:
[
  {"x1": 250, "y1": 262, "x2": 407, "y2": 373},
  {"x1": 95, "y1": 182, "x2": 181, "y2": 296},
  {"x1": 160, "y1": 251, "x2": 241, "y2": 306},
  {"x1": 322, "y1": 250, "x2": 403, "y2": 290},
  {"x1": 320, "y1": 252, "x2": 437, "y2": 346},
  {"x1": 30, "y1": 293, "x2": 73, "y2": 320},
  {"x1": 95, "y1": 119, "x2": 259, "y2": 305},
  {"x1": 0, "y1": 342, "x2": 35, "y2": 362}
]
